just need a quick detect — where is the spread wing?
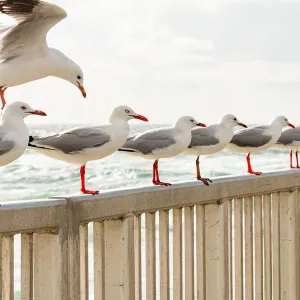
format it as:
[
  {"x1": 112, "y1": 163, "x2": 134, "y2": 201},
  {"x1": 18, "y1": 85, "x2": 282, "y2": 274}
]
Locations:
[
  {"x1": 28, "y1": 126, "x2": 111, "y2": 154},
  {"x1": 230, "y1": 125, "x2": 272, "y2": 147},
  {"x1": 120, "y1": 128, "x2": 176, "y2": 155},
  {"x1": 0, "y1": 0, "x2": 67, "y2": 59}
]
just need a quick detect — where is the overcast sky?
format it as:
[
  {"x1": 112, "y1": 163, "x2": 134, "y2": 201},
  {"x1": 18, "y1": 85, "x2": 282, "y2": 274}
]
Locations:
[{"x1": 3, "y1": 0, "x2": 300, "y2": 125}]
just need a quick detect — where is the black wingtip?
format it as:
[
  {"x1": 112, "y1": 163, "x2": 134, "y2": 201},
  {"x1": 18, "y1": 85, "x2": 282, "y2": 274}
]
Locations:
[{"x1": 118, "y1": 148, "x2": 136, "y2": 153}]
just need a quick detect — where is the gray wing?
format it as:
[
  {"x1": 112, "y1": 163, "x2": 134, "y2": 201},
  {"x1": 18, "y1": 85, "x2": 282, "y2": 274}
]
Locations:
[
  {"x1": 189, "y1": 128, "x2": 219, "y2": 148},
  {"x1": 29, "y1": 127, "x2": 110, "y2": 154},
  {"x1": 0, "y1": 0, "x2": 67, "y2": 59},
  {"x1": 277, "y1": 128, "x2": 300, "y2": 145},
  {"x1": 230, "y1": 125, "x2": 272, "y2": 147},
  {"x1": 0, "y1": 137, "x2": 14, "y2": 155},
  {"x1": 121, "y1": 128, "x2": 176, "y2": 155}
]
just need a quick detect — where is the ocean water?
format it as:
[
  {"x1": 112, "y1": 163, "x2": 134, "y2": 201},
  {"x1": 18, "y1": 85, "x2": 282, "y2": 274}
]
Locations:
[
  {"x1": 0, "y1": 123, "x2": 294, "y2": 299},
  {"x1": 0, "y1": 123, "x2": 293, "y2": 202}
]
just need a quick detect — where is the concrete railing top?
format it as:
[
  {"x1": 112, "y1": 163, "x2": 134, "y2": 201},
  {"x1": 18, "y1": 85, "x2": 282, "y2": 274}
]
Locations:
[{"x1": 1, "y1": 169, "x2": 300, "y2": 235}]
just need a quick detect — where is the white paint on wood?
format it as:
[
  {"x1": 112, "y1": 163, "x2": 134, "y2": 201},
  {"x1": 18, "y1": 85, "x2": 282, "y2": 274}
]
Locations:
[
  {"x1": 279, "y1": 190, "x2": 298, "y2": 299},
  {"x1": 146, "y1": 213, "x2": 156, "y2": 300},
  {"x1": 173, "y1": 209, "x2": 183, "y2": 300},
  {"x1": 1, "y1": 236, "x2": 14, "y2": 300},
  {"x1": 271, "y1": 192, "x2": 280, "y2": 300},
  {"x1": 254, "y1": 195, "x2": 263, "y2": 300},
  {"x1": 21, "y1": 234, "x2": 33, "y2": 300},
  {"x1": 184, "y1": 206, "x2": 194, "y2": 300},
  {"x1": 123, "y1": 215, "x2": 136, "y2": 299},
  {"x1": 205, "y1": 204, "x2": 227, "y2": 299},
  {"x1": 244, "y1": 197, "x2": 253, "y2": 300},
  {"x1": 264, "y1": 194, "x2": 272, "y2": 300},
  {"x1": 33, "y1": 233, "x2": 61, "y2": 300},
  {"x1": 94, "y1": 222, "x2": 105, "y2": 300},
  {"x1": 234, "y1": 199, "x2": 243, "y2": 300},
  {"x1": 159, "y1": 210, "x2": 170, "y2": 300},
  {"x1": 80, "y1": 224, "x2": 89, "y2": 300},
  {"x1": 134, "y1": 215, "x2": 142, "y2": 300},
  {"x1": 103, "y1": 219, "x2": 125, "y2": 299},
  {"x1": 196, "y1": 205, "x2": 205, "y2": 300}
]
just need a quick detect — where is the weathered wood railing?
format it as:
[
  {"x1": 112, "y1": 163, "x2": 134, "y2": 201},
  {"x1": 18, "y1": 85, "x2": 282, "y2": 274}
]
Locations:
[{"x1": 1, "y1": 170, "x2": 300, "y2": 300}]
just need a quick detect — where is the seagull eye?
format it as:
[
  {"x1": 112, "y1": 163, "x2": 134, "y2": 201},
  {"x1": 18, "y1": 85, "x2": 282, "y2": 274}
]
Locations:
[
  {"x1": 190, "y1": 119, "x2": 194, "y2": 122},
  {"x1": 234, "y1": 118, "x2": 237, "y2": 121},
  {"x1": 125, "y1": 109, "x2": 130, "y2": 113},
  {"x1": 21, "y1": 106, "x2": 26, "y2": 110},
  {"x1": 77, "y1": 75, "x2": 81, "y2": 80}
]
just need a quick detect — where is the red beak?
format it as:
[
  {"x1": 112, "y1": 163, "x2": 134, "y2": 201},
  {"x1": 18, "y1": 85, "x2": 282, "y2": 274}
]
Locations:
[
  {"x1": 197, "y1": 123, "x2": 206, "y2": 127},
  {"x1": 30, "y1": 110, "x2": 47, "y2": 116},
  {"x1": 133, "y1": 114, "x2": 148, "y2": 122},
  {"x1": 77, "y1": 81, "x2": 86, "y2": 98},
  {"x1": 288, "y1": 123, "x2": 295, "y2": 128}
]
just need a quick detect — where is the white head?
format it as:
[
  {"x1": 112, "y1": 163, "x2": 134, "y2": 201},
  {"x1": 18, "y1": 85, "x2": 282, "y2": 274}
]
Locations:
[
  {"x1": 2, "y1": 102, "x2": 47, "y2": 120},
  {"x1": 174, "y1": 116, "x2": 206, "y2": 129},
  {"x1": 220, "y1": 114, "x2": 247, "y2": 128},
  {"x1": 109, "y1": 105, "x2": 148, "y2": 123},
  {"x1": 271, "y1": 115, "x2": 295, "y2": 128},
  {"x1": 51, "y1": 49, "x2": 86, "y2": 98}
]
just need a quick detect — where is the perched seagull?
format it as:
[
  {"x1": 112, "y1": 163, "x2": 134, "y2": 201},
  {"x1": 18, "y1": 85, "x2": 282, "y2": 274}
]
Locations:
[
  {"x1": 226, "y1": 115, "x2": 295, "y2": 175},
  {"x1": 183, "y1": 114, "x2": 247, "y2": 185},
  {"x1": 0, "y1": 0, "x2": 86, "y2": 109},
  {"x1": 119, "y1": 116, "x2": 206, "y2": 186},
  {"x1": 272, "y1": 126, "x2": 300, "y2": 169},
  {"x1": 0, "y1": 101, "x2": 46, "y2": 167},
  {"x1": 27, "y1": 106, "x2": 148, "y2": 195}
]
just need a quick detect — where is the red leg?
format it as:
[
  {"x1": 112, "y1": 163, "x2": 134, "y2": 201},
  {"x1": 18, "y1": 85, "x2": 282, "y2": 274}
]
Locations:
[
  {"x1": 290, "y1": 150, "x2": 294, "y2": 168},
  {"x1": 246, "y1": 153, "x2": 261, "y2": 175},
  {"x1": 80, "y1": 165, "x2": 99, "y2": 195},
  {"x1": 296, "y1": 150, "x2": 300, "y2": 168},
  {"x1": 195, "y1": 156, "x2": 212, "y2": 185},
  {"x1": 152, "y1": 160, "x2": 171, "y2": 186},
  {"x1": 0, "y1": 87, "x2": 7, "y2": 110}
]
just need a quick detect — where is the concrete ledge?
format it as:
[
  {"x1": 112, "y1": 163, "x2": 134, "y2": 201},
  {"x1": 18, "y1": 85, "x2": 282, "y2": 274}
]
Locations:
[
  {"x1": 1, "y1": 170, "x2": 300, "y2": 232},
  {"x1": 55, "y1": 170, "x2": 300, "y2": 222}
]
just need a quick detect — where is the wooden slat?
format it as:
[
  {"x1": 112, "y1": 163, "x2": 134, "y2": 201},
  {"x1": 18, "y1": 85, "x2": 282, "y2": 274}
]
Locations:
[
  {"x1": 244, "y1": 197, "x2": 253, "y2": 300},
  {"x1": 33, "y1": 233, "x2": 61, "y2": 300},
  {"x1": 279, "y1": 190, "x2": 298, "y2": 299},
  {"x1": 185, "y1": 206, "x2": 194, "y2": 300},
  {"x1": 264, "y1": 194, "x2": 272, "y2": 300},
  {"x1": 196, "y1": 205, "x2": 205, "y2": 300},
  {"x1": 134, "y1": 215, "x2": 142, "y2": 300},
  {"x1": 227, "y1": 201, "x2": 233, "y2": 300},
  {"x1": 80, "y1": 224, "x2": 89, "y2": 300},
  {"x1": 103, "y1": 219, "x2": 126, "y2": 299},
  {"x1": 159, "y1": 210, "x2": 170, "y2": 300},
  {"x1": 94, "y1": 222, "x2": 105, "y2": 300},
  {"x1": 271, "y1": 192, "x2": 280, "y2": 300},
  {"x1": 21, "y1": 234, "x2": 33, "y2": 300},
  {"x1": 146, "y1": 213, "x2": 156, "y2": 300},
  {"x1": 205, "y1": 203, "x2": 227, "y2": 299},
  {"x1": 123, "y1": 215, "x2": 136, "y2": 299},
  {"x1": 1, "y1": 236, "x2": 14, "y2": 300},
  {"x1": 0, "y1": 237, "x2": 2, "y2": 297},
  {"x1": 173, "y1": 209, "x2": 183, "y2": 300},
  {"x1": 254, "y1": 195, "x2": 263, "y2": 300},
  {"x1": 234, "y1": 198, "x2": 243, "y2": 300}
]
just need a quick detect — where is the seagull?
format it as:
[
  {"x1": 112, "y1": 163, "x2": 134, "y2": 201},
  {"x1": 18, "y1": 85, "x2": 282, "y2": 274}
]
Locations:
[
  {"x1": 183, "y1": 114, "x2": 247, "y2": 185},
  {"x1": 27, "y1": 106, "x2": 148, "y2": 195},
  {"x1": 226, "y1": 115, "x2": 295, "y2": 175},
  {"x1": 272, "y1": 126, "x2": 300, "y2": 169},
  {"x1": 119, "y1": 116, "x2": 206, "y2": 186},
  {"x1": 0, "y1": 0, "x2": 86, "y2": 109},
  {"x1": 0, "y1": 101, "x2": 46, "y2": 167}
]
